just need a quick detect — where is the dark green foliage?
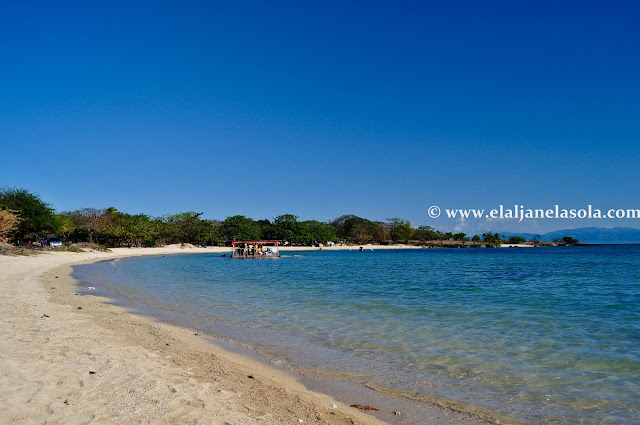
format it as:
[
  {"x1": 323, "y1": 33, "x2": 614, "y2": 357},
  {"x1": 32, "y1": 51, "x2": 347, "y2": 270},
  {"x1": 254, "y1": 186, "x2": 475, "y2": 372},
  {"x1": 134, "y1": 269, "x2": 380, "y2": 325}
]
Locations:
[
  {"x1": 60, "y1": 208, "x2": 221, "y2": 247},
  {"x1": 256, "y1": 219, "x2": 274, "y2": 239},
  {"x1": 413, "y1": 225, "x2": 443, "y2": 241},
  {"x1": 482, "y1": 231, "x2": 504, "y2": 245},
  {"x1": 220, "y1": 215, "x2": 262, "y2": 241},
  {"x1": 330, "y1": 215, "x2": 390, "y2": 243},
  {"x1": 163, "y1": 212, "x2": 215, "y2": 245},
  {"x1": 304, "y1": 220, "x2": 338, "y2": 244},
  {"x1": 104, "y1": 209, "x2": 162, "y2": 247},
  {"x1": 507, "y1": 236, "x2": 527, "y2": 244},
  {"x1": 452, "y1": 232, "x2": 468, "y2": 241},
  {"x1": 0, "y1": 187, "x2": 59, "y2": 242},
  {"x1": 330, "y1": 214, "x2": 367, "y2": 240},
  {"x1": 562, "y1": 236, "x2": 579, "y2": 245},
  {"x1": 272, "y1": 214, "x2": 310, "y2": 244}
]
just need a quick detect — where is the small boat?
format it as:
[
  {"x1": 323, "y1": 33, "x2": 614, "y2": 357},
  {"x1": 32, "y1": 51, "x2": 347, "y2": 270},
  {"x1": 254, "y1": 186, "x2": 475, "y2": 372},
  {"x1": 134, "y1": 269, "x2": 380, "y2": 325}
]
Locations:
[{"x1": 231, "y1": 241, "x2": 281, "y2": 259}]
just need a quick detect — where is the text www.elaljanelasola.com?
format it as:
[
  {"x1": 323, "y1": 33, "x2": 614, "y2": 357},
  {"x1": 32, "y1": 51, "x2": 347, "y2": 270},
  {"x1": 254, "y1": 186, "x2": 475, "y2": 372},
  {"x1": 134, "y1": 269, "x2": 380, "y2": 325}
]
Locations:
[{"x1": 427, "y1": 205, "x2": 640, "y2": 222}]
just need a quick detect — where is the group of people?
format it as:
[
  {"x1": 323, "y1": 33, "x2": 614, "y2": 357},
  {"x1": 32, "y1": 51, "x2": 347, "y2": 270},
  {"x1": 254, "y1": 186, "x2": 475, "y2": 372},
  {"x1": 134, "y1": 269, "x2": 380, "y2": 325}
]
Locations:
[
  {"x1": 232, "y1": 243, "x2": 278, "y2": 258},
  {"x1": 20, "y1": 238, "x2": 46, "y2": 247}
]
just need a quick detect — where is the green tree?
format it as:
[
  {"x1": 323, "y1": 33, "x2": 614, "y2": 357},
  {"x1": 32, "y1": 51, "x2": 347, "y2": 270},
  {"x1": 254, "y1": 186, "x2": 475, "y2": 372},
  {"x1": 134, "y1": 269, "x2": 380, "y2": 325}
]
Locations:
[
  {"x1": 0, "y1": 187, "x2": 59, "y2": 242},
  {"x1": 387, "y1": 218, "x2": 413, "y2": 242},
  {"x1": 331, "y1": 214, "x2": 365, "y2": 241},
  {"x1": 256, "y1": 219, "x2": 274, "y2": 240},
  {"x1": 507, "y1": 236, "x2": 526, "y2": 244},
  {"x1": 272, "y1": 214, "x2": 309, "y2": 244},
  {"x1": 124, "y1": 214, "x2": 158, "y2": 247},
  {"x1": 562, "y1": 236, "x2": 579, "y2": 245},
  {"x1": 304, "y1": 220, "x2": 338, "y2": 244},
  {"x1": 102, "y1": 210, "x2": 161, "y2": 247},
  {"x1": 370, "y1": 222, "x2": 391, "y2": 243},
  {"x1": 200, "y1": 220, "x2": 222, "y2": 245},
  {"x1": 64, "y1": 208, "x2": 109, "y2": 243},
  {"x1": 452, "y1": 232, "x2": 468, "y2": 241},
  {"x1": 330, "y1": 215, "x2": 385, "y2": 243},
  {"x1": 471, "y1": 234, "x2": 482, "y2": 242},
  {"x1": 220, "y1": 215, "x2": 262, "y2": 241},
  {"x1": 414, "y1": 225, "x2": 439, "y2": 241},
  {"x1": 482, "y1": 231, "x2": 503, "y2": 245},
  {"x1": 164, "y1": 212, "x2": 209, "y2": 244},
  {"x1": 55, "y1": 214, "x2": 76, "y2": 240}
]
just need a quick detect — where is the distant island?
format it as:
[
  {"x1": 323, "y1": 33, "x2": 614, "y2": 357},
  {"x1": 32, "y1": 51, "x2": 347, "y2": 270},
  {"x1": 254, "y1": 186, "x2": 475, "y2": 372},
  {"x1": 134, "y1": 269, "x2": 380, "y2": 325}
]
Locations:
[{"x1": 500, "y1": 227, "x2": 640, "y2": 245}]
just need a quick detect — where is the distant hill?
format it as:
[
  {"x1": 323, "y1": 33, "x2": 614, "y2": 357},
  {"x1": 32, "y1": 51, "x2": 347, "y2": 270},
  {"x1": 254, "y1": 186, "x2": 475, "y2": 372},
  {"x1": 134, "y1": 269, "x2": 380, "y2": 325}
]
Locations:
[{"x1": 499, "y1": 227, "x2": 640, "y2": 244}]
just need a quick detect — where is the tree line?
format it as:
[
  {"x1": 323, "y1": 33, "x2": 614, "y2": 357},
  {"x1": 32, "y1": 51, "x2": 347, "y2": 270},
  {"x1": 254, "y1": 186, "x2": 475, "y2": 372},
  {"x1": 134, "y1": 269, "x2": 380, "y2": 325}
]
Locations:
[{"x1": 1, "y1": 187, "x2": 572, "y2": 248}]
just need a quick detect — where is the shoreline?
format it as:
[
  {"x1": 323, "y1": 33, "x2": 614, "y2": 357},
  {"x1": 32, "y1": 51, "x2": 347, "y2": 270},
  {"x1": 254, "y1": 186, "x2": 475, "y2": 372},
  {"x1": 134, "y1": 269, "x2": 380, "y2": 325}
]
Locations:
[{"x1": 0, "y1": 246, "x2": 490, "y2": 424}]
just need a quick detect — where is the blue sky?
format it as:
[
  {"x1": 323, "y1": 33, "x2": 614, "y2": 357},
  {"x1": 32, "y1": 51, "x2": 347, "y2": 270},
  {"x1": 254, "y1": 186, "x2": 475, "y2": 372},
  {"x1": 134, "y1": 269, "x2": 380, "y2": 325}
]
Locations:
[{"x1": 2, "y1": 1, "x2": 639, "y2": 234}]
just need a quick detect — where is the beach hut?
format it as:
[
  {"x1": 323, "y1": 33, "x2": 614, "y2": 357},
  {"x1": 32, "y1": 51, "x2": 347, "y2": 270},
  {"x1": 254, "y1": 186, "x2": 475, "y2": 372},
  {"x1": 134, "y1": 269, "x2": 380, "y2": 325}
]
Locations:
[{"x1": 231, "y1": 241, "x2": 281, "y2": 258}]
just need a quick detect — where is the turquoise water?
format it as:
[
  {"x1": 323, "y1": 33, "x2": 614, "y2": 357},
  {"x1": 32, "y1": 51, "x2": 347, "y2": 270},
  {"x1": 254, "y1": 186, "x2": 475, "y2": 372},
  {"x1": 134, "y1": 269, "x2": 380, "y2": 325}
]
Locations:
[{"x1": 74, "y1": 246, "x2": 640, "y2": 424}]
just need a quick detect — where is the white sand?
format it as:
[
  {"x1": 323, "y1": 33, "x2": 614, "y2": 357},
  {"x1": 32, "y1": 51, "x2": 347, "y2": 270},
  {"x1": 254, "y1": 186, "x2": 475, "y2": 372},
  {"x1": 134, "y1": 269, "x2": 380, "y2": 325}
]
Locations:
[{"x1": 0, "y1": 246, "x2": 389, "y2": 424}]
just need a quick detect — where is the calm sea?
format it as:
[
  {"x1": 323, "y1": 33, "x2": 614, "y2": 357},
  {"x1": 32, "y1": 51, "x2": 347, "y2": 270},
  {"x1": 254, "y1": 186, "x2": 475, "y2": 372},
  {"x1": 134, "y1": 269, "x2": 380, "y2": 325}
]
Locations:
[{"x1": 73, "y1": 246, "x2": 640, "y2": 425}]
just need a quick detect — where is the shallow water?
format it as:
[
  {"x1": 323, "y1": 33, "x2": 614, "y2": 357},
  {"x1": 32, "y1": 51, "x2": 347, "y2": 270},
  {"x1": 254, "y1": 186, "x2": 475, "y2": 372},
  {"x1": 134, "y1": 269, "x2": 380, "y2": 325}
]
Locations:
[{"x1": 74, "y1": 246, "x2": 640, "y2": 424}]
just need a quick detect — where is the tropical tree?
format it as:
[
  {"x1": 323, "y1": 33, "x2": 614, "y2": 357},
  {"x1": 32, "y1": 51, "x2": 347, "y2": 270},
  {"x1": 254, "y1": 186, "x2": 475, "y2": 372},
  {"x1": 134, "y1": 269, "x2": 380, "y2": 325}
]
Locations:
[
  {"x1": 330, "y1": 214, "x2": 364, "y2": 241},
  {"x1": 220, "y1": 215, "x2": 262, "y2": 241},
  {"x1": 0, "y1": 187, "x2": 59, "y2": 242},
  {"x1": 101, "y1": 210, "x2": 160, "y2": 247},
  {"x1": 304, "y1": 220, "x2": 338, "y2": 244},
  {"x1": 370, "y1": 222, "x2": 391, "y2": 243},
  {"x1": 452, "y1": 232, "x2": 468, "y2": 241},
  {"x1": 507, "y1": 236, "x2": 526, "y2": 244},
  {"x1": 164, "y1": 212, "x2": 210, "y2": 244},
  {"x1": 482, "y1": 231, "x2": 503, "y2": 245},
  {"x1": 55, "y1": 214, "x2": 76, "y2": 240},
  {"x1": 64, "y1": 208, "x2": 109, "y2": 243},
  {"x1": 330, "y1": 214, "x2": 387, "y2": 243},
  {"x1": 256, "y1": 219, "x2": 274, "y2": 239},
  {"x1": 387, "y1": 218, "x2": 413, "y2": 242},
  {"x1": 414, "y1": 225, "x2": 440, "y2": 241},
  {"x1": 198, "y1": 219, "x2": 222, "y2": 245},
  {"x1": 272, "y1": 214, "x2": 309, "y2": 243}
]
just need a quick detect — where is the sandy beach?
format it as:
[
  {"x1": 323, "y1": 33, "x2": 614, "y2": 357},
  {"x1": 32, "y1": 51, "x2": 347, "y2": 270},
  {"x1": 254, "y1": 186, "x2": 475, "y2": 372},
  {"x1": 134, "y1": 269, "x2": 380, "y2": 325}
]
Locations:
[
  {"x1": 0, "y1": 246, "x2": 394, "y2": 424},
  {"x1": 0, "y1": 245, "x2": 492, "y2": 425}
]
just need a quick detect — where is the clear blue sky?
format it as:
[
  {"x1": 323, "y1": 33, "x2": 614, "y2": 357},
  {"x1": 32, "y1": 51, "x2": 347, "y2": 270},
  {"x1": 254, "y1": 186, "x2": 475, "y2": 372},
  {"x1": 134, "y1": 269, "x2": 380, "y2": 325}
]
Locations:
[{"x1": 2, "y1": 1, "x2": 639, "y2": 234}]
